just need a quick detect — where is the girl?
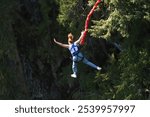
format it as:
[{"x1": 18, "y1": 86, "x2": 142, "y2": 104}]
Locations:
[{"x1": 53, "y1": 30, "x2": 101, "y2": 78}]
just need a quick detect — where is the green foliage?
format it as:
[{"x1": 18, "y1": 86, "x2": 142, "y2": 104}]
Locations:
[
  {"x1": 85, "y1": 0, "x2": 150, "y2": 99},
  {"x1": 90, "y1": 0, "x2": 150, "y2": 40},
  {"x1": 116, "y1": 48, "x2": 149, "y2": 99},
  {"x1": 58, "y1": 0, "x2": 87, "y2": 33},
  {"x1": 95, "y1": 48, "x2": 150, "y2": 100}
]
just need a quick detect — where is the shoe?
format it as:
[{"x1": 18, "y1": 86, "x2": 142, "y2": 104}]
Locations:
[
  {"x1": 97, "y1": 67, "x2": 102, "y2": 71},
  {"x1": 71, "y1": 74, "x2": 77, "y2": 78}
]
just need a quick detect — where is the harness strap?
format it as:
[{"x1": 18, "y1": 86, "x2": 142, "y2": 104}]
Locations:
[
  {"x1": 73, "y1": 51, "x2": 79, "y2": 56},
  {"x1": 70, "y1": 43, "x2": 80, "y2": 56}
]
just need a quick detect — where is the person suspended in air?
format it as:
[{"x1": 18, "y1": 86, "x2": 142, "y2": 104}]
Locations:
[{"x1": 53, "y1": 30, "x2": 102, "y2": 78}]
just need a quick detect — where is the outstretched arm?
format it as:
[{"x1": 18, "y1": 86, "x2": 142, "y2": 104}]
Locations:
[
  {"x1": 75, "y1": 29, "x2": 87, "y2": 44},
  {"x1": 53, "y1": 38, "x2": 69, "y2": 48}
]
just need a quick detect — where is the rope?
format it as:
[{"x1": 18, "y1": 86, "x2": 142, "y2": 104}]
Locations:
[{"x1": 80, "y1": 0, "x2": 102, "y2": 45}]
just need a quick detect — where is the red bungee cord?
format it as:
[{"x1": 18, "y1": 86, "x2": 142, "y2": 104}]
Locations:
[{"x1": 80, "y1": 0, "x2": 102, "y2": 45}]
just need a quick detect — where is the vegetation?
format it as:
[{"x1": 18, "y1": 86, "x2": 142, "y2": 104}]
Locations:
[{"x1": 0, "y1": 0, "x2": 149, "y2": 99}]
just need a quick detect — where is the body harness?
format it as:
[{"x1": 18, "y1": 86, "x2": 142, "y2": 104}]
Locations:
[{"x1": 69, "y1": 43, "x2": 84, "y2": 62}]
